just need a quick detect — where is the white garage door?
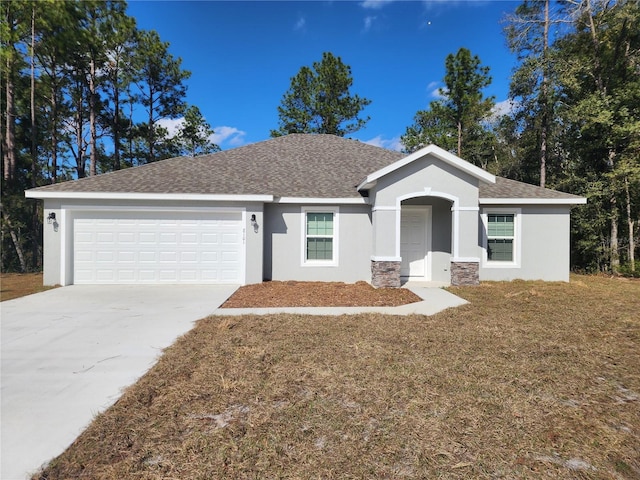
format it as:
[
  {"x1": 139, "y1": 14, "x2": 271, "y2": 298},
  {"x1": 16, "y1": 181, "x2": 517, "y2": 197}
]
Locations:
[{"x1": 73, "y1": 210, "x2": 244, "y2": 284}]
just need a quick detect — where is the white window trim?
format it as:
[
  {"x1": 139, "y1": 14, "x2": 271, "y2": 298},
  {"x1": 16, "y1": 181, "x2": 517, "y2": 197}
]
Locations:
[
  {"x1": 481, "y1": 208, "x2": 521, "y2": 268},
  {"x1": 301, "y1": 206, "x2": 339, "y2": 267}
]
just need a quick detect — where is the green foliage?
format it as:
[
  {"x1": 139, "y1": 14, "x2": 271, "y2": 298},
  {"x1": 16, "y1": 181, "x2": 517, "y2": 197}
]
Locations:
[
  {"x1": 402, "y1": 48, "x2": 496, "y2": 168},
  {"x1": 1, "y1": 0, "x2": 200, "y2": 272},
  {"x1": 175, "y1": 105, "x2": 220, "y2": 157},
  {"x1": 503, "y1": 0, "x2": 640, "y2": 274},
  {"x1": 271, "y1": 52, "x2": 371, "y2": 137}
]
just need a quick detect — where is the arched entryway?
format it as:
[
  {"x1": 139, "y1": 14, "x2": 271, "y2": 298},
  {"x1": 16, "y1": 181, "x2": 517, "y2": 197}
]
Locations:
[{"x1": 400, "y1": 196, "x2": 452, "y2": 284}]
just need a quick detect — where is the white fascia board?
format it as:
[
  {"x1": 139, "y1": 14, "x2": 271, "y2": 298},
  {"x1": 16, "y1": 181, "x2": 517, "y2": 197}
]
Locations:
[
  {"x1": 480, "y1": 197, "x2": 587, "y2": 205},
  {"x1": 357, "y1": 144, "x2": 496, "y2": 191},
  {"x1": 24, "y1": 191, "x2": 274, "y2": 202},
  {"x1": 275, "y1": 197, "x2": 368, "y2": 205}
]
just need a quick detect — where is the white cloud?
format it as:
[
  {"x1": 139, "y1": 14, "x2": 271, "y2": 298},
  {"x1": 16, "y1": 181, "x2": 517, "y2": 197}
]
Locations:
[
  {"x1": 425, "y1": 81, "x2": 447, "y2": 100},
  {"x1": 156, "y1": 117, "x2": 184, "y2": 138},
  {"x1": 294, "y1": 15, "x2": 306, "y2": 31},
  {"x1": 363, "y1": 135, "x2": 404, "y2": 152},
  {"x1": 211, "y1": 126, "x2": 247, "y2": 147},
  {"x1": 363, "y1": 15, "x2": 376, "y2": 32},
  {"x1": 491, "y1": 99, "x2": 518, "y2": 118},
  {"x1": 155, "y1": 119, "x2": 247, "y2": 149},
  {"x1": 360, "y1": 0, "x2": 396, "y2": 9}
]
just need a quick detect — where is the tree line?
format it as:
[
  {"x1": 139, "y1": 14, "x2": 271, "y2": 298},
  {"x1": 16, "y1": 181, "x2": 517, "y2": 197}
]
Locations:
[
  {"x1": 2, "y1": 0, "x2": 638, "y2": 276},
  {"x1": 1, "y1": 0, "x2": 218, "y2": 271},
  {"x1": 273, "y1": 0, "x2": 639, "y2": 276}
]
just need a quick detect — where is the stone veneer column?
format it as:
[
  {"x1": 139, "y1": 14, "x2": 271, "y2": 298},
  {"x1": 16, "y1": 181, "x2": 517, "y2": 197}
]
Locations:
[
  {"x1": 371, "y1": 260, "x2": 401, "y2": 288},
  {"x1": 450, "y1": 261, "x2": 479, "y2": 286}
]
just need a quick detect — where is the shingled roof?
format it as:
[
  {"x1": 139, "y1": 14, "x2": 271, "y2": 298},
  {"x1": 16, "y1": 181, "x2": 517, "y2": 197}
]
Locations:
[
  {"x1": 479, "y1": 177, "x2": 584, "y2": 202},
  {"x1": 30, "y1": 134, "x2": 404, "y2": 199},
  {"x1": 28, "y1": 133, "x2": 583, "y2": 202}
]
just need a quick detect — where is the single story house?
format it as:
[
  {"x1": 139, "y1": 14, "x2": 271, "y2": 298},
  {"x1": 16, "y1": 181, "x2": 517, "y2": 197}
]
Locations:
[{"x1": 25, "y1": 134, "x2": 586, "y2": 287}]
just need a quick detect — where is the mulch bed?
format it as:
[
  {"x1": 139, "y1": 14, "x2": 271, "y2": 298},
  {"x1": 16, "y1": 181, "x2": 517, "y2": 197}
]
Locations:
[{"x1": 220, "y1": 280, "x2": 422, "y2": 308}]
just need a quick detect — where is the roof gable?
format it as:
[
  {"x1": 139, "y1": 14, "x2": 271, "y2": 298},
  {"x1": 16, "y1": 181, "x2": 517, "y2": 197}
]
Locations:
[{"x1": 357, "y1": 144, "x2": 495, "y2": 191}]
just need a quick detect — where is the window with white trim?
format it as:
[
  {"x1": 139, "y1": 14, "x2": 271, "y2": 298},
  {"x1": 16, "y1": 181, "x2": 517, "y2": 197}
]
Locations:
[
  {"x1": 487, "y1": 213, "x2": 514, "y2": 261},
  {"x1": 483, "y1": 208, "x2": 521, "y2": 267},
  {"x1": 302, "y1": 207, "x2": 338, "y2": 266}
]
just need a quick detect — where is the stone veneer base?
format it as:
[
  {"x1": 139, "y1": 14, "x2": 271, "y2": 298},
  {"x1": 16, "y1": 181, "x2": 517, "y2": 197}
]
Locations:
[
  {"x1": 450, "y1": 261, "x2": 480, "y2": 286},
  {"x1": 371, "y1": 260, "x2": 401, "y2": 288}
]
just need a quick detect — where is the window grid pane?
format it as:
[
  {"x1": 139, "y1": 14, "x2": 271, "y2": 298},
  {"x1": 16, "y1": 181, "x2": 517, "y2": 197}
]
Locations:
[
  {"x1": 307, "y1": 238, "x2": 333, "y2": 260},
  {"x1": 488, "y1": 214, "x2": 514, "y2": 236},
  {"x1": 488, "y1": 239, "x2": 513, "y2": 261},
  {"x1": 307, "y1": 213, "x2": 333, "y2": 236}
]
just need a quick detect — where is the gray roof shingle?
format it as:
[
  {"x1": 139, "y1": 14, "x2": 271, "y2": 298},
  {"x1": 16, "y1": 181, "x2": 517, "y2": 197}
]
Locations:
[
  {"x1": 29, "y1": 134, "x2": 582, "y2": 202},
  {"x1": 31, "y1": 134, "x2": 404, "y2": 199},
  {"x1": 479, "y1": 176, "x2": 583, "y2": 201}
]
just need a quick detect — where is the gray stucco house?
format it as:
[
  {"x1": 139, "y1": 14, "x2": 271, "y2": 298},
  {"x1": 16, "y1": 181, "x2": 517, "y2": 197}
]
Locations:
[{"x1": 26, "y1": 134, "x2": 586, "y2": 287}]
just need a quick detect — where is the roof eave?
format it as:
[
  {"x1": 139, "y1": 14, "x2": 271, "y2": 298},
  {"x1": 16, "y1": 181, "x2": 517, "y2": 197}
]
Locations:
[
  {"x1": 25, "y1": 191, "x2": 274, "y2": 202},
  {"x1": 274, "y1": 196, "x2": 369, "y2": 204},
  {"x1": 480, "y1": 197, "x2": 587, "y2": 205}
]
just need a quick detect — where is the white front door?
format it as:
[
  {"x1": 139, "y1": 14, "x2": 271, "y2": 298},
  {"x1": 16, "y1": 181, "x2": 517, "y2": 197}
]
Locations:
[{"x1": 400, "y1": 206, "x2": 431, "y2": 279}]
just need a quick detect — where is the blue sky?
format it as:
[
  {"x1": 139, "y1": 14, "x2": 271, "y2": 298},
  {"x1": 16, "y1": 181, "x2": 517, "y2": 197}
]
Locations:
[{"x1": 126, "y1": 0, "x2": 521, "y2": 151}]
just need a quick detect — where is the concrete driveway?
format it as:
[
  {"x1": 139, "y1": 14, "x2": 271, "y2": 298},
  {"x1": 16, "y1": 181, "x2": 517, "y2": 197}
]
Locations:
[{"x1": 1, "y1": 284, "x2": 238, "y2": 480}]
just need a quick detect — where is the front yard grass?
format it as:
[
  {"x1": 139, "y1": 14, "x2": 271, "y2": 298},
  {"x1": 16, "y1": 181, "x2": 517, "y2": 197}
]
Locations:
[
  {"x1": 0, "y1": 273, "x2": 55, "y2": 302},
  {"x1": 36, "y1": 275, "x2": 639, "y2": 479}
]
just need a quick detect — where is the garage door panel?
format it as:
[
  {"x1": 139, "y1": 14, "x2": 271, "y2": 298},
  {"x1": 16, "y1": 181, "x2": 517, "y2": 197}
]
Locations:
[
  {"x1": 181, "y1": 232, "x2": 198, "y2": 244},
  {"x1": 73, "y1": 211, "x2": 243, "y2": 284},
  {"x1": 117, "y1": 251, "x2": 135, "y2": 262},
  {"x1": 159, "y1": 232, "x2": 177, "y2": 244},
  {"x1": 118, "y1": 232, "x2": 135, "y2": 243},
  {"x1": 117, "y1": 270, "x2": 135, "y2": 282}
]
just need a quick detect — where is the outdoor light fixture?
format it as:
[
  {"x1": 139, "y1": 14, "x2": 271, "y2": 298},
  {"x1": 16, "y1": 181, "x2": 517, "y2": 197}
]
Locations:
[
  {"x1": 47, "y1": 212, "x2": 56, "y2": 224},
  {"x1": 250, "y1": 214, "x2": 259, "y2": 233}
]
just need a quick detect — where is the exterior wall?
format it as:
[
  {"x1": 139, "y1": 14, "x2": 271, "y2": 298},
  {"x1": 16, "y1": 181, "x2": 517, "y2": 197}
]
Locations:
[
  {"x1": 40, "y1": 199, "x2": 264, "y2": 286},
  {"x1": 42, "y1": 200, "x2": 63, "y2": 285},
  {"x1": 264, "y1": 203, "x2": 372, "y2": 282},
  {"x1": 371, "y1": 156, "x2": 482, "y2": 261},
  {"x1": 369, "y1": 154, "x2": 482, "y2": 286},
  {"x1": 479, "y1": 205, "x2": 571, "y2": 282}
]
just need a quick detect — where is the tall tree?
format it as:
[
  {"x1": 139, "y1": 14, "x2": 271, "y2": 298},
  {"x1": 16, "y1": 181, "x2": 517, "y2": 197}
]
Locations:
[
  {"x1": 35, "y1": 1, "x2": 77, "y2": 183},
  {"x1": 131, "y1": 29, "x2": 190, "y2": 164},
  {"x1": 556, "y1": 0, "x2": 640, "y2": 273},
  {"x1": 271, "y1": 52, "x2": 371, "y2": 137},
  {"x1": 1, "y1": 0, "x2": 197, "y2": 273},
  {"x1": 100, "y1": 2, "x2": 136, "y2": 171},
  {"x1": 402, "y1": 48, "x2": 495, "y2": 168},
  {"x1": 504, "y1": 0, "x2": 560, "y2": 187},
  {"x1": 1, "y1": 0, "x2": 29, "y2": 183},
  {"x1": 443, "y1": 48, "x2": 495, "y2": 158},
  {"x1": 175, "y1": 105, "x2": 219, "y2": 157}
]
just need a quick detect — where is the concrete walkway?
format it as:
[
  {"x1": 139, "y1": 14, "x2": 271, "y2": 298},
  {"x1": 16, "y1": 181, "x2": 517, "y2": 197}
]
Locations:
[
  {"x1": 1, "y1": 285, "x2": 238, "y2": 480},
  {"x1": 213, "y1": 284, "x2": 468, "y2": 316}
]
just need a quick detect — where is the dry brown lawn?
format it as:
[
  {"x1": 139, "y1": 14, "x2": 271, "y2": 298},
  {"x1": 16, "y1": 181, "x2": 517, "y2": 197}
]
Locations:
[
  {"x1": 36, "y1": 275, "x2": 639, "y2": 479},
  {"x1": 0, "y1": 273, "x2": 56, "y2": 302}
]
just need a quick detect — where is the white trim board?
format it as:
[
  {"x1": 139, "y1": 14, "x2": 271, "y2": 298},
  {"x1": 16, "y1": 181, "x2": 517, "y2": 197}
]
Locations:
[
  {"x1": 26, "y1": 191, "x2": 273, "y2": 202},
  {"x1": 480, "y1": 197, "x2": 586, "y2": 205}
]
